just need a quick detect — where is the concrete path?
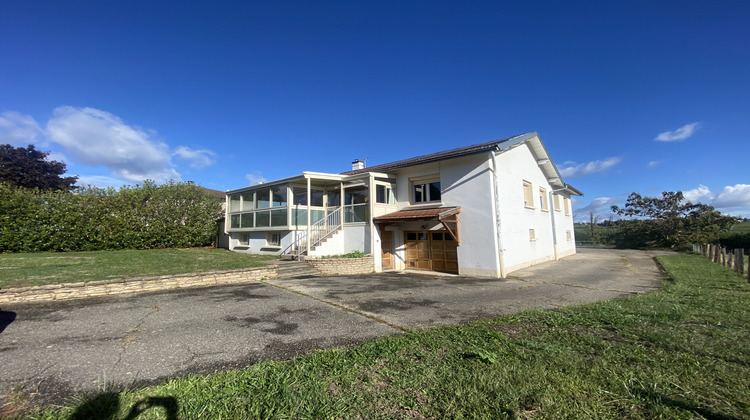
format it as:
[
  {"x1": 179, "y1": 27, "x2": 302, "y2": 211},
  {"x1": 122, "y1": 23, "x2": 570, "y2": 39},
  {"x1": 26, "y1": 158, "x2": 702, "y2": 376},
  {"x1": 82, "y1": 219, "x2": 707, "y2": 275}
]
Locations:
[{"x1": 0, "y1": 248, "x2": 669, "y2": 406}]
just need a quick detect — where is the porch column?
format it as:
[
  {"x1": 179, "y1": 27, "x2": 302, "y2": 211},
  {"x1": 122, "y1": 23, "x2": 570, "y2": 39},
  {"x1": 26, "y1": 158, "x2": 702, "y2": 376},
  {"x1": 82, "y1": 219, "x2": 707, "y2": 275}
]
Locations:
[{"x1": 306, "y1": 177, "x2": 311, "y2": 253}]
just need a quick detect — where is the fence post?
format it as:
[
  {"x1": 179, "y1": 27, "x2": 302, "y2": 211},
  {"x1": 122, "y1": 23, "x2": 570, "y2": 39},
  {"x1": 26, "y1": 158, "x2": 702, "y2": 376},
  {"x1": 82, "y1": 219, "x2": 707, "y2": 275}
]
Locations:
[
  {"x1": 714, "y1": 244, "x2": 721, "y2": 264},
  {"x1": 728, "y1": 252, "x2": 734, "y2": 271},
  {"x1": 737, "y1": 249, "x2": 745, "y2": 277},
  {"x1": 721, "y1": 247, "x2": 726, "y2": 266}
]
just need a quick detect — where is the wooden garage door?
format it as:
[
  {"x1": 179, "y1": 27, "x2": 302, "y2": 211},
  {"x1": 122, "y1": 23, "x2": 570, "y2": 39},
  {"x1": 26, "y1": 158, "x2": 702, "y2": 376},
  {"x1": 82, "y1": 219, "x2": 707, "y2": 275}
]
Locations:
[{"x1": 404, "y1": 230, "x2": 458, "y2": 274}]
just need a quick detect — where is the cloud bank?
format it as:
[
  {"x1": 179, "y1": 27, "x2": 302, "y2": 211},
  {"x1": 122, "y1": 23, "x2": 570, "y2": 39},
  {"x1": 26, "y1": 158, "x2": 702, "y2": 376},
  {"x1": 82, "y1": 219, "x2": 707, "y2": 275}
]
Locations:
[
  {"x1": 2, "y1": 106, "x2": 218, "y2": 186},
  {"x1": 0, "y1": 111, "x2": 45, "y2": 147},
  {"x1": 684, "y1": 184, "x2": 750, "y2": 215},
  {"x1": 654, "y1": 122, "x2": 701, "y2": 142},
  {"x1": 559, "y1": 157, "x2": 621, "y2": 178}
]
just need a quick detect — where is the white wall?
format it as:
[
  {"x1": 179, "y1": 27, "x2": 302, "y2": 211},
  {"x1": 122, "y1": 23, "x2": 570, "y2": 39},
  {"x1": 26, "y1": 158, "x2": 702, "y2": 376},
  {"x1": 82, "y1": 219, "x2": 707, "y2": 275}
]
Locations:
[
  {"x1": 228, "y1": 230, "x2": 294, "y2": 255},
  {"x1": 386, "y1": 154, "x2": 501, "y2": 277},
  {"x1": 493, "y1": 143, "x2": 576, "y2": 274}
]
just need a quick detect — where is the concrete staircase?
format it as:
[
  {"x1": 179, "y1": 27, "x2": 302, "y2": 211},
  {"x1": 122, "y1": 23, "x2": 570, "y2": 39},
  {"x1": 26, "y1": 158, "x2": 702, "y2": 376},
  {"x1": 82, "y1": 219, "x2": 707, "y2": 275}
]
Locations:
[{"x1": 275, "y1": 260, "x2": 321, "y2": 279}]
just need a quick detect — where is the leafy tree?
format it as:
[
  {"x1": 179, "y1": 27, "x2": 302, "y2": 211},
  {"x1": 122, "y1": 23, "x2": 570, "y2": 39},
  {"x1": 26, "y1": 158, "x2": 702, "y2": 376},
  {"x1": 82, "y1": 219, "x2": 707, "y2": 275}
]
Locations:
[
  {"x1": 610, "y1": 191, "x2": 737, "y2": 249},
  {"x1": 0, "y1": 144, "x2": 78, "y2": 191}
]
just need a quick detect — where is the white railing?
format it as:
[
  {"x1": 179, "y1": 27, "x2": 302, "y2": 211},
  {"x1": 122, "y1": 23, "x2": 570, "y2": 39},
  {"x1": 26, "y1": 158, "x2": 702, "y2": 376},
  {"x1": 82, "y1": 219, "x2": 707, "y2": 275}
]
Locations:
[{"x1": 287, "y1": 207, "x2": 342, "y2": 258}]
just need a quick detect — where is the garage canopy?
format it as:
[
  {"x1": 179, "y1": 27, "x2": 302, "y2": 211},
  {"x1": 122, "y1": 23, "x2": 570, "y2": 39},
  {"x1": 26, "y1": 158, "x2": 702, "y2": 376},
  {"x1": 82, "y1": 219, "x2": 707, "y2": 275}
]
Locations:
[{"x1": 374, "y1": 206, "x2": 461, "y2": 244}]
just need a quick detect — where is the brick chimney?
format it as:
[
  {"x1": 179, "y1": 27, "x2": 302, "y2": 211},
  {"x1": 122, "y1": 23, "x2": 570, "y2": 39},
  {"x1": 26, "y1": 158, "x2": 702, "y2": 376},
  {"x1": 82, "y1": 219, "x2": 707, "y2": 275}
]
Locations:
[{"x1": 351, "y1": 159, "x2": 365, "y2": 171}]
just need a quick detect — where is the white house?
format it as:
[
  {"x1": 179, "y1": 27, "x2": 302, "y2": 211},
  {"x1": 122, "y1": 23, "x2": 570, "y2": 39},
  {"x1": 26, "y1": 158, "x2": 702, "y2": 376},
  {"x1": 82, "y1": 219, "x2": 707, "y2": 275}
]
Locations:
[{"x1": 224, "y1": 132, "x2": 582, "y2": 278}]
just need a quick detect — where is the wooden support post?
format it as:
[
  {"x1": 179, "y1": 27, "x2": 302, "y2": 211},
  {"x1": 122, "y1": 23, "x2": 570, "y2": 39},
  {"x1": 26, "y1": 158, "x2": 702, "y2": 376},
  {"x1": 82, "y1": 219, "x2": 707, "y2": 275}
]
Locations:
[
  {"x1": 714, "y1": 244, "x2": 721, "y2": 263},
  {"x1": 728, "y1": 252, "x2": 734, "y2": 271},
  {"x1": 721, "y1": 247, "x2": 727, "y2": 266}
]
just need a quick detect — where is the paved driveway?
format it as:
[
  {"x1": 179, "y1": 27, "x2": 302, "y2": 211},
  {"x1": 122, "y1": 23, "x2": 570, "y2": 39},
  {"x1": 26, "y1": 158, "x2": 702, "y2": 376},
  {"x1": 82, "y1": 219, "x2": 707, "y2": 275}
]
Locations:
[{"x1": 0, "y1": 248, "x2": 669, "y2": 406}]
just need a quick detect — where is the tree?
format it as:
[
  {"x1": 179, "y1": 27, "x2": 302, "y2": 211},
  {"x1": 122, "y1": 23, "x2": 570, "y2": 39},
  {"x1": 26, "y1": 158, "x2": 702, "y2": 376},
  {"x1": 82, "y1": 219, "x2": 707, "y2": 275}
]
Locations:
[
  {"x1": 0, "y1": 144, "x2": 78, "y2": 190},
  {"x1": 610, "y1": 191, "x2": 737, "y2": 249}
]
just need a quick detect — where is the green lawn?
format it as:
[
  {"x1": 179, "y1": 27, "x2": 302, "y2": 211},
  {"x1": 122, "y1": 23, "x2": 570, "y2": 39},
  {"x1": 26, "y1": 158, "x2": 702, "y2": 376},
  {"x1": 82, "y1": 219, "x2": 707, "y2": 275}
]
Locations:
[
  {"x1": 0, "y1": 248, "x2": 278, "y2": 289},
  {"x1": 18, "y1": 253, "x2": 750, "y2": 419}
]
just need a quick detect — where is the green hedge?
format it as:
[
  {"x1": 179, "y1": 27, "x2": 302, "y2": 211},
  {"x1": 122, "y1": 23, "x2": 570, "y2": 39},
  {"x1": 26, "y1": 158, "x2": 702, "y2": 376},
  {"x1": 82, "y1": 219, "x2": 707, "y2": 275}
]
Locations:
[{"x1": 0, "y1": 181, "x2": 223, "y2": 252}]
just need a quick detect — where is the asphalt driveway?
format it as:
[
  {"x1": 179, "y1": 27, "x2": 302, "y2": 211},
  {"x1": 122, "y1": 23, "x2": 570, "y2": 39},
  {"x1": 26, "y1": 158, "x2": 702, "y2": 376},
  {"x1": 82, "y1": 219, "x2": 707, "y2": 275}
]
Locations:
[{"x1": 0, "y1": 248, "x2": 670, "y2": 406}]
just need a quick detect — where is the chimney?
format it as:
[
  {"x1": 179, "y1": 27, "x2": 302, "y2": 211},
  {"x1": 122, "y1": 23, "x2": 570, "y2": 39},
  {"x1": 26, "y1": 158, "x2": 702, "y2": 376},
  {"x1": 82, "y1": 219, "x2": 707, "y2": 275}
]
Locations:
[{"x1": 351, "y1": 159, "x2": 365, "y2": 171}]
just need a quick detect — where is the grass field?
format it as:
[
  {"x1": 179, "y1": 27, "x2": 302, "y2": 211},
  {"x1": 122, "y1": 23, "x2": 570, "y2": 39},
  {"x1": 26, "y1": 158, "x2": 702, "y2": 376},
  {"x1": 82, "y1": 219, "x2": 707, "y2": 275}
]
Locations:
[
  {"x1": 0, "y1": 248, "x2": 277, "y2": 289},
  {"x1": 15, "y1": 253, "x2": 750, "y2": 419}
]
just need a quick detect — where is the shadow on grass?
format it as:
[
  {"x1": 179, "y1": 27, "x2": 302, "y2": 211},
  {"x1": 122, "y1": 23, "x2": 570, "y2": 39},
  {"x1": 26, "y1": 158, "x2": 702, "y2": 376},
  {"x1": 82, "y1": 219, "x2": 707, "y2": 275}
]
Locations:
[
  {"x1": 68, "y1": 392, "x2": 178, "y2": 420},
  {"x1": 635, "y1": 388, "x2": 739, "y2": 420}
]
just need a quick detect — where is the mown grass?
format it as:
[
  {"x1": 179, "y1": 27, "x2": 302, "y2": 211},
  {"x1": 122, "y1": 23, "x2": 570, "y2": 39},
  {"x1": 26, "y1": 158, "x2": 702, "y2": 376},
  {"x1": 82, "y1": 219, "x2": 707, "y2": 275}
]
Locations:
[
  {"x1": 17, "y1": 254, "x2": 750, "y2": 419},
  {"x1": 0, "y1": 248, "x2": 277, "y2": 289}
]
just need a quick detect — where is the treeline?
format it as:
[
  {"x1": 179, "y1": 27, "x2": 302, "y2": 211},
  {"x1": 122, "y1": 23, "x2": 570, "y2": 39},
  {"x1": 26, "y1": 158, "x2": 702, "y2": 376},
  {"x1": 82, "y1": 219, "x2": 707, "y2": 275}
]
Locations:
[
  {"x1": 576, "y1": 191, "x2": 741, "y2": 250},
  {"x1": 0, "y1": 181, "x2": 223, "y2": 253}
]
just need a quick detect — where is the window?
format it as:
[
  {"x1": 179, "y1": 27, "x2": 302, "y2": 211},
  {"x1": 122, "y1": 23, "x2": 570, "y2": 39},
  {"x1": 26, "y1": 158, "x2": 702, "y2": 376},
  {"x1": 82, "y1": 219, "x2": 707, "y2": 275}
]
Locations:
[
  {"x1": 256, "y1": 189, "x2": 270, "y2": 209},
  {"x1": 239, "y1": 192, "x2": 252, "y2": 211},
  {"x1": 271, "y1": 186, "x2": 287, "y2": 207},
  {"x1": 238, "y1": 233, "x2": 250, "y2": 246},
  {"x1": 554, "y1": 194, "x2": 562, "y2": 212},
  {"x1": 229, "y1": 194, "x2": 242, "y2": 212},
  {"x1": 539, "y1": 187, "x2": 549, "y2": 211},
  {"x1": 293, "y1": 187, "x2": 324, "y2": 206},
  {"x1": 566, "y1": 230, "x2": 572, "y2": 241},
  {"x1": 345, "y1": 186, "x2": 368, "y2": 204},
  {"x1": 241, "y1": 213, "x2": 253, "y2": 228},
  {"x1": 564, "y1": 197, "x2": 571, "y2": 216},
  {"x1": 413, "y1": 180, "x2": 441, "y2": 204},
  {"x1": 327, "y1": 190, "x2": 341, "y2": 207},
  {"x1": 270, "y1": 209, "x2": 287, "y2": 226},
  {"x1": 376, "y1": 184, "x2": 395, "y2": 204},
  {"x1": 529, "y1": 229, "x2": 536, "y2": 241},
  {"x1": 523, "y1": 181, "x2": 534, "y2": 208},
  {"x1": 267, "y1": 233, "x2": 281, "y2": 247}
]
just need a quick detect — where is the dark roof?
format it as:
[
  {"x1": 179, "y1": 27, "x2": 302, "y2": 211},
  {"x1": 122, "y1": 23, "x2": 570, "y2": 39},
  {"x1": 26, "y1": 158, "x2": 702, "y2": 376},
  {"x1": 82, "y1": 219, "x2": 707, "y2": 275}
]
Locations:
[
  {"x1": 198, "y1": 186, "x2": 226, "y2": 199},
  {"x1": 374, "y1": 206, "x2": 461, "y2": 222},
  {"x1": 340, "y1": 133, "x2": 530, "y2": 175}
]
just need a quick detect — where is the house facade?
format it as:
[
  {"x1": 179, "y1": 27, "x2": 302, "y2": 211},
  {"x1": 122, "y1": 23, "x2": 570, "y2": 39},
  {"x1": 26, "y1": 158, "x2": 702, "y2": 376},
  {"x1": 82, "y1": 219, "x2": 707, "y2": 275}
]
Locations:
[{"x1": 224, "y1": 132, "x2": 582, "y2": 278}]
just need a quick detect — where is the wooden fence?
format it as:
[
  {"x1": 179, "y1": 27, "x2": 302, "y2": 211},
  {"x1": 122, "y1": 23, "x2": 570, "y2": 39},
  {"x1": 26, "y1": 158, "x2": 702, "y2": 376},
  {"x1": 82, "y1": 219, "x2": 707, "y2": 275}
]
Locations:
[{"x1": 693, "y1": 244, "x2": 749, "y2": 282}]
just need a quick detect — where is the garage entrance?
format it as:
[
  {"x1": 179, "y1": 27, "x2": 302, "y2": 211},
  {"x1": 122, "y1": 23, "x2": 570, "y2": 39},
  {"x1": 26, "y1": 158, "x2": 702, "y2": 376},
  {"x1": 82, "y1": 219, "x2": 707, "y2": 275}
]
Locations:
[{"x1": 404, "y1": 230, "x2": 458, "y2": 274}]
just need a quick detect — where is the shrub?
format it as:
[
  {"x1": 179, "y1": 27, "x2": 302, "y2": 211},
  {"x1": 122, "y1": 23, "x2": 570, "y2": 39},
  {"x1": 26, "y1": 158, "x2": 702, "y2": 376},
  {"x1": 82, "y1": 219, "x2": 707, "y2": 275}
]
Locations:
[{"x1": 0, "y1": 181, "x2": 223, "y2": 253}]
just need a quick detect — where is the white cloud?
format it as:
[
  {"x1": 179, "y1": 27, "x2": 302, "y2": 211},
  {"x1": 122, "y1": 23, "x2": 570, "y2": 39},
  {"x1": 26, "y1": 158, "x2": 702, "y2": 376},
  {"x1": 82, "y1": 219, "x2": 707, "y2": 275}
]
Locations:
[
  {"x1": 173, "y1": 146, "x2": 217, "y2": 169},
  {"x1": 245, "y1": 172, "x2": 267, "y2": 186},
  {"x1": 647, "y1": 160, "x2": 661, "y2": 168},
  {"x1": 559, "y1": 157, "x2": 621, "y2": 178},
  {"x1": 683, "y1": 184, "x2": 750, "y2": 217},
  {"x1": 47, "y1": 106, "x2": 180, "y2": 183},
  {"x1": 0, "y1": 111, "x2": 45, "y2": 146},
  {"x1": 683, "y1": 184, "x2": 714, "y2": 204},
  {"x1": 75, "y1": 175, "x2": 128, "y2": 189},
  {"x1": 654, "y1": 122, "x2": 701, "y2": 142},
  {"x1": 713, "y1": 184, "x2": 750, "y2": 209}
]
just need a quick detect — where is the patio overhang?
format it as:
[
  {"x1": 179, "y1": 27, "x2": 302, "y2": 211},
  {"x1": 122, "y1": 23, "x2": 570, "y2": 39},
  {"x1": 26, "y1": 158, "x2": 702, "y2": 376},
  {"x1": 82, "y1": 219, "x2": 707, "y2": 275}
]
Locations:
[{"x1": 374, "y1": 206, "x2": 461, "y2": 244}]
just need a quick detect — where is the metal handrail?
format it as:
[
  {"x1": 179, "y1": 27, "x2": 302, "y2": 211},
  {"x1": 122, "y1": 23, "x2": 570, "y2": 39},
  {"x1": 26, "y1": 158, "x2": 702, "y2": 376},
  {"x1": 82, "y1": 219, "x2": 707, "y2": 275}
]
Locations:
[{"x1": 292, "y1": 207, "x2": 342, "y2": 258}]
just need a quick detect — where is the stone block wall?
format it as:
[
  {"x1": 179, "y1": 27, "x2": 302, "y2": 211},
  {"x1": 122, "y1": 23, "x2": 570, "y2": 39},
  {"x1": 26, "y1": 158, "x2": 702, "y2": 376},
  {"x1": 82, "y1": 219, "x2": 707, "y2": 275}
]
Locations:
[
  {"x1": 0, "y1": 265, "x2": 277, "y2": 304},
  {"x1": 306, "y1": 256, "x2": 374, "y2": 275}
]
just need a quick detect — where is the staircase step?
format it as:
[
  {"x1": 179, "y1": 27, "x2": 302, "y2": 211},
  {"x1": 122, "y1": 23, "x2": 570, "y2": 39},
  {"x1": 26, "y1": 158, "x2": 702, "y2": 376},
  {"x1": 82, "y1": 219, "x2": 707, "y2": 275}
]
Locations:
[{"x1": 275, "y1": 260, "x2": 321, "y2": 279}]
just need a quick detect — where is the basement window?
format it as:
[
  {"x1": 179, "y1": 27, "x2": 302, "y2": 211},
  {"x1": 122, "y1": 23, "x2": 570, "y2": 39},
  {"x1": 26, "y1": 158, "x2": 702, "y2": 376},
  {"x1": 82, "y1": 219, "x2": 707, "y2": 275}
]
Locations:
[{"x1": 529, "y1": 229, "x2": 536, "y2": 242}]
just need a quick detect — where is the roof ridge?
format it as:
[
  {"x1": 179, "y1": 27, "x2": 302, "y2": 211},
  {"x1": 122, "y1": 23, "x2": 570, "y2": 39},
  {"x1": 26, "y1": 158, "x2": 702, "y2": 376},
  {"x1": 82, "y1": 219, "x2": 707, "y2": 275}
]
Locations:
[{"x1": 340, "y1": 132, "x2": 533, "y2": 175}]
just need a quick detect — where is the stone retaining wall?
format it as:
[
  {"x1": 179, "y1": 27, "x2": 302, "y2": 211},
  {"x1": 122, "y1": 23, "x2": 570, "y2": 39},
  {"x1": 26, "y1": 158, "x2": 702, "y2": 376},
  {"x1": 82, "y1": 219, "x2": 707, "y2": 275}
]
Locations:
[
  {"x1": 307, "y1": 256, "x2": 374, "y2": 275},
  {"x1": 0, "y1": 265, "x2": 277, "y2": 304}
]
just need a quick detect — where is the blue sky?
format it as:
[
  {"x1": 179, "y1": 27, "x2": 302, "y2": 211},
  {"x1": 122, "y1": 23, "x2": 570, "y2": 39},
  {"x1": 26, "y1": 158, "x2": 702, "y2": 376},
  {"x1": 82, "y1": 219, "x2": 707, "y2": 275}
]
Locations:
[{"x1": 1, "y1": 1, "x2": 748, "y2": 220}]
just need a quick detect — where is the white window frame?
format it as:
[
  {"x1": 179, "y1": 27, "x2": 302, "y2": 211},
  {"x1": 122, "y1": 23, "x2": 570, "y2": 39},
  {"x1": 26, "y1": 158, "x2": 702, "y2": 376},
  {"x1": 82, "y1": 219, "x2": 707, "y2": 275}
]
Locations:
[
  {"x1": 411, "y1": 176, "x2": 441, "y2": 205},
  {"x1": 564, "y1": 197, "x2": 571, "y2": 216},
  {"x1": 539, "y1": 187, "x2": 549, "y2": 212},
  {"x1": 529, "y1": 228, "x2": 536, "y2": 242},
  {"x1": 554, "y1": 194, "x2": 562, "y2": 212},
  {"x1": 523, "y1": 180, "x2": 534, "y2": 209}
]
